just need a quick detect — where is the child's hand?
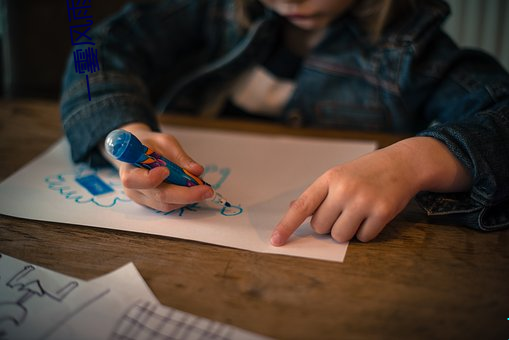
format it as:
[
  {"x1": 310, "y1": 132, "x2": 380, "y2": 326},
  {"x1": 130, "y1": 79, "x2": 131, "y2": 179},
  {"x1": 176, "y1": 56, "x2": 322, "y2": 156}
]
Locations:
[
  {"x1": 270, "y1": 137, "x2": 472, "y2": 245},
  {"x1": 106, "y1": 123, "x2": 214, "y2": 212}
]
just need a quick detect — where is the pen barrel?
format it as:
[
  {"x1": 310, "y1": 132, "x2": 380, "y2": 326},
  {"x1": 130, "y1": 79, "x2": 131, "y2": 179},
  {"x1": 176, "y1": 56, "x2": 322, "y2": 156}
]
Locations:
[
  {"x1": 144, "y1": 151, "x2": 205, "y2": 187},
  {"x1": 105, "y1": 129, "x2": 205, "y2": 188}
]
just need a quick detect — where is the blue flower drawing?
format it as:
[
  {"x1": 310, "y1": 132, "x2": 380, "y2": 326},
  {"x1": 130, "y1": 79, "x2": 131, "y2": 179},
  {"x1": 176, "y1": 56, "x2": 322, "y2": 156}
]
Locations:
[
  {"x1": 45, "y1": 164, "x2": 130, "y2": 208},
  {"x1": 45, "y1": 164, "x2": 243, "y2": 216}
]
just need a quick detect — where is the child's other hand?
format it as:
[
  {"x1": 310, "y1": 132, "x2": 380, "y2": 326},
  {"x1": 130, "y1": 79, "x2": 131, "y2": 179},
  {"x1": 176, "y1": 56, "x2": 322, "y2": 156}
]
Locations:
[
  {"x1": 270, "y1": 137, "x2": 472, "y2": 245},
  {"x1": 109, "y1": 123, "x2": 214, "y2": 212}
]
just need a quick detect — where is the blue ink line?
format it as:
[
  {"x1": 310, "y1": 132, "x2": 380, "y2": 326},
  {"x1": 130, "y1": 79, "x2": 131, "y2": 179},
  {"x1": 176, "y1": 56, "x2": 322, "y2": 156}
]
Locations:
[
  {"x1": 86, "y1": 74, "x2": 91, "y2": 101},
  {"x1": 45, "y1": 175, "x2": 130, "y2": 208},
  {"x1": 220, "y1": 204, "x2": 243, "y2": 216}
]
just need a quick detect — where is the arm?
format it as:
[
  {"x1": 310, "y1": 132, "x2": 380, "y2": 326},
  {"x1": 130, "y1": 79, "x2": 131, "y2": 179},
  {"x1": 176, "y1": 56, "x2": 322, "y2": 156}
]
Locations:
[
  {"x1": 273, "y1": 32, "x2": 509, "y2": 244},
  {"x1": 61, "y1": 1, "x2": 218, "y2": 211},
  {"x1": 410, "y1": 45, "x2": 509, "y2": 231},
  {"x1": 60, "y1": 0, "x2": 208, "y2": 166},
  {"x1": 271, "y1": 136, "x2": 472, "y2": 245}
]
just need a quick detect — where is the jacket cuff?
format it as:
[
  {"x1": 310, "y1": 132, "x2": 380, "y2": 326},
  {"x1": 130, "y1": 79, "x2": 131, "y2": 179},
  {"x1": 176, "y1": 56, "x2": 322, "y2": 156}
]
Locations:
[
  {"x1": 60, "y1": 73, "x2": 160, "y2": 166},
  {"x1": 416, "y1": 191, "x2": 509, "y2": 231}
]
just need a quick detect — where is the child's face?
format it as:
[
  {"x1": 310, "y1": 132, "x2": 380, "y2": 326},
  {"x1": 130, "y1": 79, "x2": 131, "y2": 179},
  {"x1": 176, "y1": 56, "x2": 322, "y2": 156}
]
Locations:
[{"x1": 259, "y1": 0, "x2": 355, "y2": 31}]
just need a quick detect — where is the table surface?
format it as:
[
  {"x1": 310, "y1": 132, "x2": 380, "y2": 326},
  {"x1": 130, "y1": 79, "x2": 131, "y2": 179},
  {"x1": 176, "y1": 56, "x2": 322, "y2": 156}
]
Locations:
[{"x1": 1, "y1": 99, "x2": 508, "y2": 339}]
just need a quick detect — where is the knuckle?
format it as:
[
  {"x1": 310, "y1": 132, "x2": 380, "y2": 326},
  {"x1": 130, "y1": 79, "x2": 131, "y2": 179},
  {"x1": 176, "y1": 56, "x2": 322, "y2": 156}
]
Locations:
[
  {"x1": 120, "y1": 175, "x2": 133, "y2": 188},
  {"x1": 162, "y1": 134, "x2": 178, "y2": 145},
  {"x1": 372, "y1": 202, "x2": 394, "y2": 221},
  {"x1": 323, "y1": 167, "x2": 338, "y2": 180},
  {"x1": 173, "y1": 151, "x2": 190, "y2": 166},
  {"x1": 147, "y1": 173, "x2": 164, "y2": 188},
  {"x1": 152, "y1": 189, "x2": 167, "y2": 203},
  {"x1": 290, "y1": 196, "x2": 313, "y2": 214},
  {"x1": 310, "y1": 219, "x2": 331, "y2": 234},
  {"x1": 330, "y1": 229, "x2": 350, "y2": 243}
]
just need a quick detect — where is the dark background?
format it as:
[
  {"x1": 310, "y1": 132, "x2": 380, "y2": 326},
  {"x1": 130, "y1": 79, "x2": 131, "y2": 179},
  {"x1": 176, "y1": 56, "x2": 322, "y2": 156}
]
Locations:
[
  {"x1": 1, "y1": 0, "x2": 507, "y2": 100},
  {"x1": 0, "y1": 0, "x2": 149, "y2": 99}
]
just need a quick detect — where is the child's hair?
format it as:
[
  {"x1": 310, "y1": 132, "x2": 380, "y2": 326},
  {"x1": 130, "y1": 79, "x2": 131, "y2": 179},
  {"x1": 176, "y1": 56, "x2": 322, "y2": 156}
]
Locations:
[
  {"x1": 236, "y1": 0, "x2": 417, "y2": 42},
  {"x1": 352, "y1": 0, "x2": 417, "y2": 40}
]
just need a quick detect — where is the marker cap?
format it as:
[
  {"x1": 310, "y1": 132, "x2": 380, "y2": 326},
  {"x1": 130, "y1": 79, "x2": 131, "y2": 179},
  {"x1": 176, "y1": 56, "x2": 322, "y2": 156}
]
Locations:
[{"x1": 105, "y1": 129, "x2": 146, "y2": 163}]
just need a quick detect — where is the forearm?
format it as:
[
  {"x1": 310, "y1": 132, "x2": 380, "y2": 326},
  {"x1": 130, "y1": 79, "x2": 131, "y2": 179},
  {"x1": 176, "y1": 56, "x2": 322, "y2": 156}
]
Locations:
[
  {"x1": 60, "y1": 1, "x2": 208, "y2": 165},
  {"x1": 385, "y1": 136, "x2": 472, "y2": 194}
]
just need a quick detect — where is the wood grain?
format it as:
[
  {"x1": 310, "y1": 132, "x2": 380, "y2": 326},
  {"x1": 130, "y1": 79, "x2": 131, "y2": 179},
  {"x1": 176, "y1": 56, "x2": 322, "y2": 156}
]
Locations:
[{"x1": 0, "y1": 99, "x2": 507, "y2": 339}]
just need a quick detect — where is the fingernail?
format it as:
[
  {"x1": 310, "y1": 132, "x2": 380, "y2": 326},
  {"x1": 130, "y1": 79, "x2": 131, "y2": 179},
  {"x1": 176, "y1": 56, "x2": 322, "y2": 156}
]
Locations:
[
  {"x1": 271, "y1": 232, "x2": 283, "y2": 246},
  {"x1": 189, "y1": 160, "x2": 201, "y2": 169}
]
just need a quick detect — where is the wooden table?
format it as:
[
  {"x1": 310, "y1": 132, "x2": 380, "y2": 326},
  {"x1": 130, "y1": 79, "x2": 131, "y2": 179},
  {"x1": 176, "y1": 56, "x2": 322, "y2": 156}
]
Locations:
[{"x1": 1, "y1": 99, "x2": 508, "y2": 339}]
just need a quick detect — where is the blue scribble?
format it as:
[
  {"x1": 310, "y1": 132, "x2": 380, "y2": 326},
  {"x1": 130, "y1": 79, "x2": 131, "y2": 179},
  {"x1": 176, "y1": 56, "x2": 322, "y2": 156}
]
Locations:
[
  {"x1": 156, "y1": 203, "x2": 200, "y2": 216},
  {"x1": 45, "y1": 166, "x2": 130, "y2": 208},
  {"x1": 220, "y1": 204, "x2": 243, "y2": 216},
  {"x1": 45, "y1": 163, "x2": 243, "y2": 217},
  {"x1": 203, "y1": 165, "x2": 230, "y2": 190},
  {"x1": 154, "y1": 165, "x2": 243, "y2": 217}
]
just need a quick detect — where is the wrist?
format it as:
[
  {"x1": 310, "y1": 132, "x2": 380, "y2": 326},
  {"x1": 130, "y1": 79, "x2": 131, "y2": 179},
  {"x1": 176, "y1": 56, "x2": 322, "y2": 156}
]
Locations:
[{"x1": 389, "y1": 137, "x2": 472, "y2": 193}]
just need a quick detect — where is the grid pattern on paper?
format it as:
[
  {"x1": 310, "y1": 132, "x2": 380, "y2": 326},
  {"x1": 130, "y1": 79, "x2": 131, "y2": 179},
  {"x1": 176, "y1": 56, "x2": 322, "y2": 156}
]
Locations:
[{"x1": 109, "y1": 300, "x2": 234, "y2": 340}]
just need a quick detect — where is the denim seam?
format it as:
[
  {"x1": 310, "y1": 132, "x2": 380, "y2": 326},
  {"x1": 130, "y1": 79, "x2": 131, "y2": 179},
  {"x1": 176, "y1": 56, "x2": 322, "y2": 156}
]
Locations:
[
  {"x1": 304, "y1": 58, "x2": 400, "y2": 95},
  {"x1": 478, "y1": 209, "x2": 509, "y2": 231},
  {"x1": 62, "y1": 94, "x2": 153, "y2": 130},
  {"x1": 62, "y1": 72, "x2": 148, "y2": 100}
]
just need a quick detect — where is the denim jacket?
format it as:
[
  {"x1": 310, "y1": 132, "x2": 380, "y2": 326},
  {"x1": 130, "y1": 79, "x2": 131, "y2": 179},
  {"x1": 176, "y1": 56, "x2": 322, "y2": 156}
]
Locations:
[{"x1": 60, "y1": 0, "x2": 509, "y2": 232}]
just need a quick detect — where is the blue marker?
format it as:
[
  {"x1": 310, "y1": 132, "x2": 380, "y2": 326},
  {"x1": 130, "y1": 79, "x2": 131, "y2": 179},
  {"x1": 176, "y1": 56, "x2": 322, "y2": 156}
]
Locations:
[{"x1": 104, "y1": 129, "x2": 232, "y2": 209}]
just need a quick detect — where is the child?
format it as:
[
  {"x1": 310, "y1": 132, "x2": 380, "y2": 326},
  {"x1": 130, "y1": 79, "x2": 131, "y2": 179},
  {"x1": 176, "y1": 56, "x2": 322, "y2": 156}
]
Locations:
[{"x1": 60, "y1": 0, "x2": 509, "y2": 246}]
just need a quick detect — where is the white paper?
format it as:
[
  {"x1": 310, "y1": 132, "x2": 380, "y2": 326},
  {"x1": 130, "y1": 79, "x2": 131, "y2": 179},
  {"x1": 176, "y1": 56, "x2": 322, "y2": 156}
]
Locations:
[
  {"x1": 0, "y1": 253, "x2": 156, "y2": 340},
  {"x1": 0, "y1": 253, "x2": 267, "y2": 340},
  {"x1": 0, "y1": 126, "x2": 376, "y2": 262}
]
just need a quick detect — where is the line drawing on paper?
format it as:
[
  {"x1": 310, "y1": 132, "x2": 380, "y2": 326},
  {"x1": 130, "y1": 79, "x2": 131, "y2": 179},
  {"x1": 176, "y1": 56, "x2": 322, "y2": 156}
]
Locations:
[
  {"x1": 39, "y1": 289, "x2": 111, "y2": 340},
  {"x1": 0, "y1": 255, "x2": 257, "y2": 340},
  {"x1": 156, "y1": 165, "x2": 244, "y2": 217},
  {"x1": 156, "y1": 203, "x2": 200, "y2": 217},
  {"x1": 0, "y1": 254, "x2": 79, "y2": 335}
]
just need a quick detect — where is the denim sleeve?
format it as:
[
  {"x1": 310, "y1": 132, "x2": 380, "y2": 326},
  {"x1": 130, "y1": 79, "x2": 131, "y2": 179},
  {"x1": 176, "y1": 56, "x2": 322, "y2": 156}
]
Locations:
[
  {"x1": 405, "y1": 35, "x2": 509, "y2": 231},
  {"x1": 60, "y1": 0, "x2": 207, "y2": 166}
]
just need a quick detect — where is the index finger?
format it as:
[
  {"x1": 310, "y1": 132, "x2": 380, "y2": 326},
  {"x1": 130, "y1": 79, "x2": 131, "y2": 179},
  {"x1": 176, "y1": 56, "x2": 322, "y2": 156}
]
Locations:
[
  {"x1": 271, "y1": 177, "x2": 328, "y2": 246},
  {"x1": 120, "y1": 164, "x2": 169, "y2": 189}
]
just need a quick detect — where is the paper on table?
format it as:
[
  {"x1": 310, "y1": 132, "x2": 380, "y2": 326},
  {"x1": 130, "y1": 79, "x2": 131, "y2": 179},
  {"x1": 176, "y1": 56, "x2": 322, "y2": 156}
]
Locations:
[
  {"x1": 0, "y1": 126, "x2": 376, "y2": 262},
  {"x1": 0, "y1": 253, "x2": 268, "y2": 340},
  {"x1": 0, "y1": 253, "x2": 155, "y2": 339}
]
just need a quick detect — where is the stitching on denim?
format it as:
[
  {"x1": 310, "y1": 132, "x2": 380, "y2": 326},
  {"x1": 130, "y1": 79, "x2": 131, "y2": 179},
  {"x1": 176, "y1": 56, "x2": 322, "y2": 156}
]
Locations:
[
  {"x1": 62, "y1": 94, "x2": 152, "y2": 129},
  {"x1": 304, "y1": 57, "x2": 400, "y2": 95}
]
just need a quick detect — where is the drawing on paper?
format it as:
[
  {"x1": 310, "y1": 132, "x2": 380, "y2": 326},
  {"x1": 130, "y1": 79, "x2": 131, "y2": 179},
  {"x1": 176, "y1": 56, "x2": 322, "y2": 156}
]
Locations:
[
  {"x1": 156, "y1": 165, "x2": 244, "y2": 217},
  {"x1": 156, "y1": 203, "x2": 200, "y2": 217},
  {"x1": 203, "y1": 165, "x2": 230, "y2": 190},
  {"x1": 45, "y1": 164, "x2": 129, "y2": 208},
  {"x1": 45, "y1": 163, "x2": 243, "y2": 216},
  {"x1": 0, "y1": 254, "x2": 79, "y2": 331},
  {"x1": 0, "y1": 254, "x2": 261, "y2": 340}
]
